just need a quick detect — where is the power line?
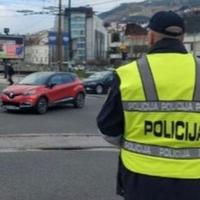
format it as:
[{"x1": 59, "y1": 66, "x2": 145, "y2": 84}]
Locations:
[
  {"x1": 82, "y1": 0, "x2": 116, "y2": 6},
  {"x1": 0, "y1": 0, "x2": 136, "y2": 9},
  {"x1": 72, "y1": 0, "x2": 129, "y2": 11},
  {"x1": 0, "y1": 0, "x2": 55, "y2": 6},
  {"x1": 73, "y1": 0, "x2": 121, "y2": 3},
  {"x1": 0, "y1": 0, "x2": 55, "y2": 34},
  {"x1": 0, "y1": 15, "x2": 54, "y2": 34},
  {"x1": 73, "y1": 0, "x2": 134, "y2": 5},
  {"x1": 0, "y1": 0, "x2": 62, "y2": 15},
  {"x1": 0, "y1": 0, "x2": 57, "y2": 11},
  {"x1": 0, "y1": 0, "x2": 130, "y2": 17},
  {"x1": 0, "y1": 0, "x2": 126, "y2": 9}
]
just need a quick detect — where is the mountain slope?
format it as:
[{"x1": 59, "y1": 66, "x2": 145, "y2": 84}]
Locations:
[{"x1": 99, "y1": 0, "x2": 200, "y2": 23}]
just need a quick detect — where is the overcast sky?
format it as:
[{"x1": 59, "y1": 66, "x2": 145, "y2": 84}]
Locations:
[{"x1": 0, "y1": 0, "x2": 144, "y2": 34}]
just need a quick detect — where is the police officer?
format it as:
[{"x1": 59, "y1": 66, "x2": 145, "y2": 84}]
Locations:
[{"x1": 97, "y1": 11, "x2": 200, "y2": 200}]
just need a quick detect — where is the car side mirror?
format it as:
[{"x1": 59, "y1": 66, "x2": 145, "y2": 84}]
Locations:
[{"x1": 48, "y1": 82, "x2": 56, "y2": 88}]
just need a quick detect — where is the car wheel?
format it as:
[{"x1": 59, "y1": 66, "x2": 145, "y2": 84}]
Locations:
[
  {"x1": 35, "y1": 97, "x2": 48, "y2": 114},
  {"x1": 73, "y1": 93, "x2": 85, "y2": 108},
  {"x1": 95, "y1": 84, "x2": 103, "y2": 94}
]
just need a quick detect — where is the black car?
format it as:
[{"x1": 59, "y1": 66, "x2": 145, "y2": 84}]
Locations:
[{"x1": 83, "y1": 71, "x2": 114, "y2": 94}]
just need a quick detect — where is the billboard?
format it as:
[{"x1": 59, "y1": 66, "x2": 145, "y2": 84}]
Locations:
[
  {"x1": 0, "y1": 35, "x2": 24, "y2": 59},
  {"x1": 48, "y1": 32, "x2": 69, "y2": 46}
]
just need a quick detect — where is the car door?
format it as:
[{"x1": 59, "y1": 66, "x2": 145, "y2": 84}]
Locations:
[
  {"x1": 47, "y1": 74, "x2": 64, "y2": 103},
  {"x1": 61, "y1": 74, "x2": 76, "y2": 99}
]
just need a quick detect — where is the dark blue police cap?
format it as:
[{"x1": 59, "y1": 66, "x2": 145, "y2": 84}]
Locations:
[{"x1": 148, "y1": 11, "x2": 185, "y2": 36}]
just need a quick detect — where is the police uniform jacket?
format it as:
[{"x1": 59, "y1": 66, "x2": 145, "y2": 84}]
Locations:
[{"x1": 97, "y1": 38, "x2": 200, "y2": 200}]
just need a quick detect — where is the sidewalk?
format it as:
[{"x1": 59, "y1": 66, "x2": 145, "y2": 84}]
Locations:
[
  {"x1": 0, "y1": 74, "x2": 8, "y2": 85},
  {"x1": 0, "y1": 73, "x2": 24, "y2": 85}
]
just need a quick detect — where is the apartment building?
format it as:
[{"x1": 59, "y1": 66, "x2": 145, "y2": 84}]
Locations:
[{"x1": 25, "y1": 31, "x2": 49, "y2": 65}]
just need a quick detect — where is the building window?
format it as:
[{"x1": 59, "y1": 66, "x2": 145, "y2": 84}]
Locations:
[
  {"x1": 77, "y1": 43, "x2": 85, "y2": 48},
  {"x1": 111, "y1": 32, "x2": 120, "y2": 42},
  {"x1": 79, "y1": 56, "x2": 85, "y2": 61},
  {"x1": 78, "y1": 49, "x2": 85, "y2": 54},
  {"x1": 71, "y1": 24, "x2": 85, "y2": 29},
  {"x1": 78, "y1": 37, "x2": 85, "y2": 42},
  {"x1": 80, "y1": 30, "x2": 85, "y2": 35},
  {"x1": 71, "y1": 15, "x2": 85, "y2": 22}
]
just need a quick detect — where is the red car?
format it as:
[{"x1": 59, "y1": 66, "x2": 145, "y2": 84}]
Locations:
[{"x1": 1, "y1": 71, "x2": 85, "y2": 114}]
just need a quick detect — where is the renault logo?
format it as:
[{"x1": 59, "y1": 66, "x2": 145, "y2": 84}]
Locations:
[{"x1": 9, "y1": 92, "x2": 14, "y2": 98}]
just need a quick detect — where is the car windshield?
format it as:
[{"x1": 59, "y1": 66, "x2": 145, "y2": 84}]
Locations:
[
  {"x1": 19, "y1": 72, "x2": 51, "y2": 85},
  {"x1": 89, "y1": 72, "x2": 111, "y2": 79}
]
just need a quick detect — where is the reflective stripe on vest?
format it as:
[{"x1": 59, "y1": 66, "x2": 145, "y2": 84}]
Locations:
[
  {"x1": 122, "y1": 140, "x2": 200, "y2": 159},
  {"x1": 137, "y1": 56, "x2": 158, "y2": 101},
  {"x1": 123, "y1": 101, "x2": 200, "y2": 112}
]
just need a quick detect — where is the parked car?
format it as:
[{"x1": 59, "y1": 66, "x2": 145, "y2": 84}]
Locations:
[
  {"x1": 83, "y1": 71, "x2": 114, "y2": 94},
  {"x1": 1, "y1": 71, "x2": 85, "y2": 114}
]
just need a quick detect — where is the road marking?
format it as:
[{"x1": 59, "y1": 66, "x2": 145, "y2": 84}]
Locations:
[
  {"x1": 0, "y1": 148, "x2": 119, "y2": 153},
  {"x1": 0, "y1": 133, "x2": 118, "y2": 153}
]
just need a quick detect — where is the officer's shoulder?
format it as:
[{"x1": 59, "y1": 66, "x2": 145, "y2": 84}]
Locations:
[{"x1": 116, "y1": 60, "x2": 137, "y2": 73}]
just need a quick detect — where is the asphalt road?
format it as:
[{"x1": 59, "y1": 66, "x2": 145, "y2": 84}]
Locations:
[
  {"x1": 0, "y1": 80, "x2": 123, "y2": 200},
  {"x1": 0, "y1": 94, "x2": 106, "y2": 135},
  {"x1": 0, "y1": 150, "x2": 122, "y2": 200}
]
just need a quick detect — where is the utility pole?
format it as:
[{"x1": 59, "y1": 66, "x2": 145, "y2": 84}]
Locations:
[
  {"x1": 68, "y1": 0, "x2": 72, "y2": 62},
  {"x1": 57, "y1": 0, "x2": 62, "y2": 71}
]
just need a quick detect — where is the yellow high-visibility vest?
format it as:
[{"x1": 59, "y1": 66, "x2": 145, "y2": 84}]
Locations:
[{"x1": 116, "y1": 53, "x2": 200, "y2": 179}]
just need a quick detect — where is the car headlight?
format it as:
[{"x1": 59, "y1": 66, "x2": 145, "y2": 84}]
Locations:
[
  {"x1": 23, "y1": 90, "x2": 37, "y2": 96},
  {"x1": 88, "y1": 82, "x2": 96, "y2": 85}
]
